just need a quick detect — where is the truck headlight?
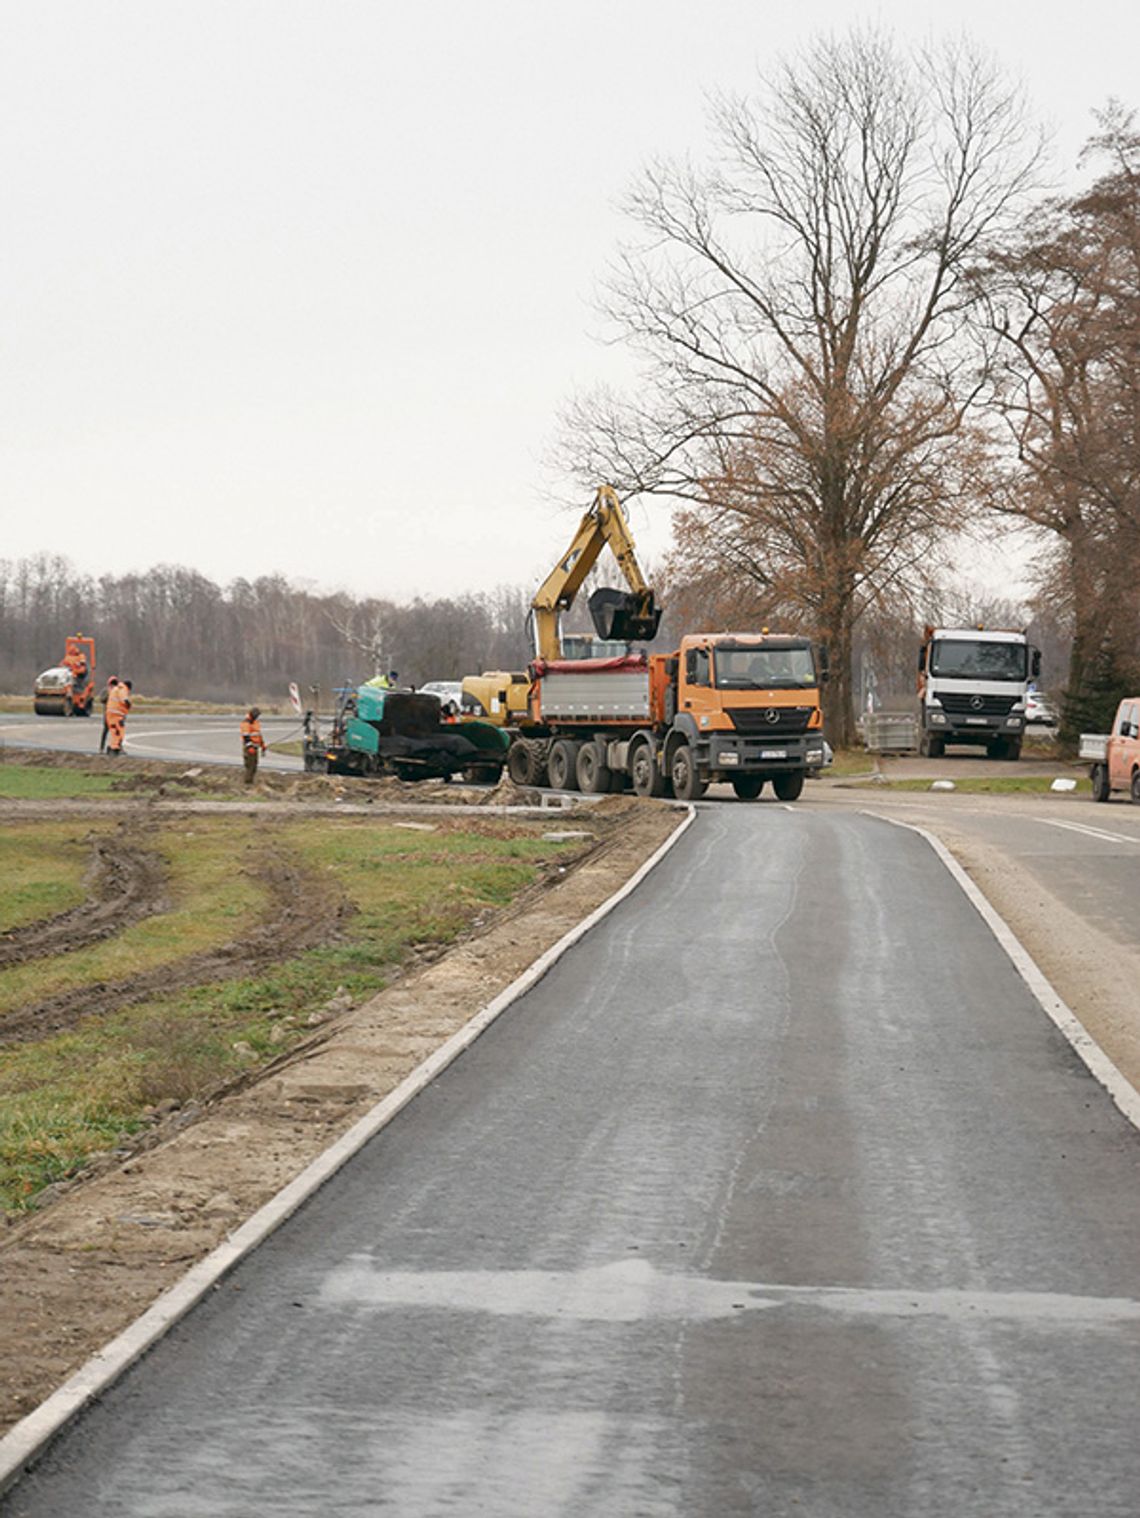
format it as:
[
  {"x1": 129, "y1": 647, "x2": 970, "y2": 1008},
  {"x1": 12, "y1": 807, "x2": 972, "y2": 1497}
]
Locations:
[
  {"x1": 1006, "y1": 716, "x2": 1023, "y2": 728},
  {"x1": 806, "y1": 748, "x2": 824, "y2": 764},
  {"x1": 719, "y1": 750, "x2": 739, "y2": 765},
  {"x1": 930, "y1": 711, "x2": 948, "y2": 725}
]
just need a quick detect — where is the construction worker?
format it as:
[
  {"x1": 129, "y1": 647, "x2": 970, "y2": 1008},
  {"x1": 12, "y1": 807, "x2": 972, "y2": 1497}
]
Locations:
[
  {"x1": 98, "y1": 676, "x2": 120, "y2": 753},
  {"x1": 105, "y1": 679, "x2": 132, "y2": 756},
  {"x1": 240, "y1": 706, "x2": 266, "y2": 784}
]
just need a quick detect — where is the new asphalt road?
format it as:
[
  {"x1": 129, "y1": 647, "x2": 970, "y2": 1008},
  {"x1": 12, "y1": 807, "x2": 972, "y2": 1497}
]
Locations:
[
  {"x1": 0, "y1": 712, "x2": 304, "y2": 771},
  {"x1": 4, "y1": 805, "x2": 1139, "y2": 1516}
]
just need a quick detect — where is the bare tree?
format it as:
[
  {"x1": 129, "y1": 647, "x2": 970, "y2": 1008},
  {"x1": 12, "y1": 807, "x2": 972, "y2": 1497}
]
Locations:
[
  {"x1": 559, "y1": 30, "x2": 1044, "y2": 743},
  {"x1": 979, "y1": 104, "x2": 1140, "y2": 740}
]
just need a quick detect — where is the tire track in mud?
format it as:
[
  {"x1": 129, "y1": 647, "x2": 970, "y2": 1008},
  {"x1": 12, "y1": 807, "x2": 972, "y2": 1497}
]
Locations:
[
  {"x1": 0, "y1": 835, "x2": 168, "y2": 969},
  {"x1": 0, "y1": 849, "x2": 353, "y2": 1048}
]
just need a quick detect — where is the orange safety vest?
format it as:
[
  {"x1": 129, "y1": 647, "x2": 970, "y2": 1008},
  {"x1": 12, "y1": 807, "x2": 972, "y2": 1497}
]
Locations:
[
  {"x1": 106, "y1": 686, "x2": 131, "y2": 723},
  {"x1": 241, "y1": 717, "x2": 265, "y2": 753}
]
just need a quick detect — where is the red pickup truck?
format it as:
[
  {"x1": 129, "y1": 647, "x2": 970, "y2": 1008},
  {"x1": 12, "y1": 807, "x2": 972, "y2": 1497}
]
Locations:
[{"x1": 1081, "y1": 698, "x2": 1140, "y2": 803}]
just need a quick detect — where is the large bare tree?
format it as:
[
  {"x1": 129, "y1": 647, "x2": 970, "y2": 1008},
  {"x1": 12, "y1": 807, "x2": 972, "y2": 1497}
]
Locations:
[
  {"x1": 560, "y1": 30, "x2": 1043, "y2": 742},
  {"x1": 979, "y1": 105, "x2": 1140, "y2": 740}
]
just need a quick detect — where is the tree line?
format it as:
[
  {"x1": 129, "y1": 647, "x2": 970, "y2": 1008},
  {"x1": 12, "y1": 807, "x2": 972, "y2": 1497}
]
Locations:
[
  {"x1": 558, "y1": 30, "x2": 1139, "y2": 745},
  {"x1": 0, "y1": 556, "x2": 532, "y2": 705}
]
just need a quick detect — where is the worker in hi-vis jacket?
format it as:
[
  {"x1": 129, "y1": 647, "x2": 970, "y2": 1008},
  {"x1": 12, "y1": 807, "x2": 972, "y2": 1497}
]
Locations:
[{"x1": 240, "y1": 707, "x2": 266, "y2": 785}]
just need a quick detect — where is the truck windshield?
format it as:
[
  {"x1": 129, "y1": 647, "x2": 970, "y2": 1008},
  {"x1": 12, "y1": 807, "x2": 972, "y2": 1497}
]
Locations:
[
  {"x1": 713, "y1": 645, "x2": 817, "y2": 689},
  {"x1": 930, "y1": 640, "x2": 1026, "y2": 681}
]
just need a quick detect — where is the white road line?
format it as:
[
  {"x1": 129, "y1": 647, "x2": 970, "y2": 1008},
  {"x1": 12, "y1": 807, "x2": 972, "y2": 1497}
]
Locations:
[
  {"x1": 876, "y1": 814, "x2": 1140, "y2": 1135},
  {"x1": 1034, "y1": 816, "x2": 1140, "y2": 846},
  {"x1": 319, "y1": 1256, "x2": 1140, "y2": 1327},
  {"x1": 0, "y1": 804, "x2": 696, "y2": 1496}
]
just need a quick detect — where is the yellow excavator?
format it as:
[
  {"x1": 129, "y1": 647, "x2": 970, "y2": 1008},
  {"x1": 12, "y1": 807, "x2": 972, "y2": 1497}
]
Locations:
[{"x1": 462, "y1": 486, "x2": 661, "y2": 724}]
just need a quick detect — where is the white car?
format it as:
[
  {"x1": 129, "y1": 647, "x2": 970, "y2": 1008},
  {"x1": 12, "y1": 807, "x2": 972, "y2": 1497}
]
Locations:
[
  {"x1": 419, "y1": 681, "x2": 463, "y2": 707},
  {"x1": 1026, "y1": 692, "x2": 1058, "y2": 726}
]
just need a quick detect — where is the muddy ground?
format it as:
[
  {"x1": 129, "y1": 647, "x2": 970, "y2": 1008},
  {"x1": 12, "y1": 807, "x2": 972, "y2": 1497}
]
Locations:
[{"x1": 0, "y1": 778, "x2": 682, "y2": 1436}]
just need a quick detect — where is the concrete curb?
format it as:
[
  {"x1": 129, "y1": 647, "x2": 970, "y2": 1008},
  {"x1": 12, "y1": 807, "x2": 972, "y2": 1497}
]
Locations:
[
  {"x1": 0, "y1": 804, "x2": 696, "y2": 1495},
  {"x1": 879, "y1": 814, "x2": 1140, "y2": 1133}
]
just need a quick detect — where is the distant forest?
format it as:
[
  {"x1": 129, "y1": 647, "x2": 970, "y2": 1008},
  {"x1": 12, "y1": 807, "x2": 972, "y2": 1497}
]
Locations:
[{"x1": 0, "y1": 555, "x2": 535, "y2": 704}]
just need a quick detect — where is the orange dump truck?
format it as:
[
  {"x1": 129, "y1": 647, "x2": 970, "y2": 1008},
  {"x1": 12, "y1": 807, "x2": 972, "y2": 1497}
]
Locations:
[
  {"x1": 33, "y1": 635, "x2": 97, "y2": 717},
  {"x1": 504, "y1": 631, "x2": 827, "y2": 801}
]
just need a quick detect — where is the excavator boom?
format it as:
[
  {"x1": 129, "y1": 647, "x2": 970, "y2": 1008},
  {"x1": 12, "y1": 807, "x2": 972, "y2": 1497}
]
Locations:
[{"x1": 530, "y1": 485, "x2": 660, "y2": 661}]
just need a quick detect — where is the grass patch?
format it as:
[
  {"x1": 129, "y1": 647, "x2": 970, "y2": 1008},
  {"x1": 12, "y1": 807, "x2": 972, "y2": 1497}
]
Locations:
[
  {"x1": 0, "y1": 821, "x2": 266, "y2": 1017},
  {"x1": 0, "y1": 817, "x2": 585, "y2": 1211},
  {"x1": 0, "y1": 763, "x2": 118, "y2": 800},
  {"x1": 0, "y1": 823, "x2": 108, "y2": 933},
  {"x1": 850, "y1": 775, "x2": 1091, "y2": 794},
  {"x1": 824, "y1": 747, "x2": 880, "y2": 777}
]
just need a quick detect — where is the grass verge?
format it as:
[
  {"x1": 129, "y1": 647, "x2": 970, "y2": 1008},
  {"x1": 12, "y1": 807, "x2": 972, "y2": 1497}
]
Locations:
[
  {"x1": 0, "y1": 763, "x2": 118, "y2": 800},
  {"x1": 0, "y1": 824, "x2": 108, "y2": 933},
  {"x1": 849, "y1": 775, "x2": 1091, "y2": 794},
  {"x1": 0, "y1": 817, "x2": 584, "y2": 1211},
  {"x1": 0, "y1": 820, "x2": 267, "y2": 1017}
]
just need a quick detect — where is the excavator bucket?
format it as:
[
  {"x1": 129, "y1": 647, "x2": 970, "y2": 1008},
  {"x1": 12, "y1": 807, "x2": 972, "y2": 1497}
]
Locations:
[{"x1": 588, "y1": 587, "x2": 661, "y2": 644}]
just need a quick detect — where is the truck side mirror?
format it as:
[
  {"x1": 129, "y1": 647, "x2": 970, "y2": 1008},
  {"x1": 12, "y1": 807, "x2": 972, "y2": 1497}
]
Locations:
[
  {"x1": 685, "y1": 650, "x2": 698, "y2": 683},
  {"x1": 917, "y1": 648, "x2": 926, "y2": 673},
  {"x1": 1031, "y1": 649, "x2": 1041, "y2": 678},
  {"x1": 817, "y1": 645, "x2": 830, "y2": 685}
]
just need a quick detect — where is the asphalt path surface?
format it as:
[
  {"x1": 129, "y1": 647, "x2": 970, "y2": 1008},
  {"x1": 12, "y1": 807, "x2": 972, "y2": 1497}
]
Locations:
[
  {"x1": 836, "y1": 788, "x2": 1140, "y2": 958},
  {"x1": 5, "y1": 806, "x2": 1140, "y2": 1516},
  {"x1": 0, "y1": 712, "x2": 303, "y2": 772}
]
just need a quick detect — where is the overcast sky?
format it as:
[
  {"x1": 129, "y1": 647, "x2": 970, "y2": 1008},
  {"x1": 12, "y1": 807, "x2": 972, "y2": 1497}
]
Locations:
[{"x1": 3, "y1": 1, "x2": 1137, "y2": 603}]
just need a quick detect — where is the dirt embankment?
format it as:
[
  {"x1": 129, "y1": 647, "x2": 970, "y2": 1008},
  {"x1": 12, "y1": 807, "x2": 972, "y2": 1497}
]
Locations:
[{"x1": 0, "y1": 794, "x2": 683, "y2": 1436}]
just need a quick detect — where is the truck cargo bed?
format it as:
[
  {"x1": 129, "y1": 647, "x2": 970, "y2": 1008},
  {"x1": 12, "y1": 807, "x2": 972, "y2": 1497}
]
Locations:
[{"x1": 536, "y1": 669, "x2": 651, "y2": 722}]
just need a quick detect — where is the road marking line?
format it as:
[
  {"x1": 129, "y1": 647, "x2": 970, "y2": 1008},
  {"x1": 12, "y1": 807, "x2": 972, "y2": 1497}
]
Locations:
[
  {"x1": 1035, "y1": 816, "x2": 1140, "y2": 846},
  {"x1": 320, "y1": 1255, "x2": 1140, "y2": 1327},
  {"x1": 875, "y1": 814, "x2": 1140, "y2": 1135},
  {"x1": 0, "y1": 804, "x2": 697, "y2": 1496}
]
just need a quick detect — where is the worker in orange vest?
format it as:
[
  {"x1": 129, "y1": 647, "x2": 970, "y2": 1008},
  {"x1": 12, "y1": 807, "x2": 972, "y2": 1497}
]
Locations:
[
  {"x1": 98, "y1": 676, "x2": 120, "y2": 753},
  {"x1": 105, "y1": 680, "x2": 132, "y2": 756},
  {"x1": 240, "y1": 707, "x2": 266, "y2": 785}
]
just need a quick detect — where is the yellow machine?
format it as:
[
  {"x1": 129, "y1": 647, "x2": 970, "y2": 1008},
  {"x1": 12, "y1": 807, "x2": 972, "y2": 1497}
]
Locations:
[
  {"x1": 460, "y1": 670, "x2": 532, "y2": 725},
  {"x1": 529, "y1": 484, "x2": 660, "y2": 662},
  {"x1": 462, "y1": 486, "x2": 661, "y2": 726}
]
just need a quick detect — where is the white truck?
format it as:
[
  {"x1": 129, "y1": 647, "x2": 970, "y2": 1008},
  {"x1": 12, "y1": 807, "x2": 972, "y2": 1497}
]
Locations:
[{"x1": 916, "y1": 625, "x2": 1041, "y2": 760}]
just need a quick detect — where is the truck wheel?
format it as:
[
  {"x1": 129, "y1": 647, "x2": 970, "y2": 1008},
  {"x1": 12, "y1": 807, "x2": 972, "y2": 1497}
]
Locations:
[
  {"x1": 1131, "y1": 770, "x2": 1140, "y2": 805},
  {"x1": 1005, "y1": 739, "x2": 1022, "y2": 761},
  {"x1": 669, "y1": 744, "x2": 707, "y2": 802},
  {"x1": 576, "y1": 744, "x2": 612, "y2": 795},
  {"x1": 928, "y1": 735, "x2": 945, "y2": 758},
  {"x1": 507, "y1": 742, "x2": 537, "y2": 786},
  {"x1": 731, "y1": 775, "x2": 764, "y2": 800},
  {"x1": 630, "y1": 740, "x2": 666, "y2": 798},
  {"x1": 547, "y1": 739, "x2": 580, "y2": 792},
  {"x1": 1091, "y1": 764, "x2": 1111, "y2": 802},
  {"x1": 772, "y1": 772, "x2": 805, "y2": 801}
]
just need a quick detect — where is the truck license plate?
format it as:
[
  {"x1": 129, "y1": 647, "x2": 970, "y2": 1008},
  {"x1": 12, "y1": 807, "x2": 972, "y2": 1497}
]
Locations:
[
  {"x1": 965, "y1": 717, "x2": 987, "y2": 725},
  {"x1": 760, "y1": 748, "x2": 787, "y2": 759}
]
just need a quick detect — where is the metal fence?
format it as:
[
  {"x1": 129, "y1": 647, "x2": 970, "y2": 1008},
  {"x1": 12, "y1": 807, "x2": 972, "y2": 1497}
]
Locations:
[{"x1": 862, "y1": 712, "x2": 918, "y2": 752}]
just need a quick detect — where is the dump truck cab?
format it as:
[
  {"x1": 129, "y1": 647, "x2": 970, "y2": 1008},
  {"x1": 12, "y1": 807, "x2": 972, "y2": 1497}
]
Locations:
[
  {"x1": 660, "y1": 633, "x2": 826, "y2": 800},
  {"x1": 917, "y1": 625, "x2": 1039, "y2": 759}
]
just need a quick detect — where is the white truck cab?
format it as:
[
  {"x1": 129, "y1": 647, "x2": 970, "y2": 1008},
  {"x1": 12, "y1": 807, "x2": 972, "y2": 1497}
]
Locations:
[{"x1": 917, "y1": 626, "x2": 1041, "y2": 760}]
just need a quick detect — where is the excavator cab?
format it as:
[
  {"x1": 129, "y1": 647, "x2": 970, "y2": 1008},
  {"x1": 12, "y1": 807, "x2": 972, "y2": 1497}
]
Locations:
[{"x1": 588, "y1": 586, "x2": 661, "y2": 644}]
